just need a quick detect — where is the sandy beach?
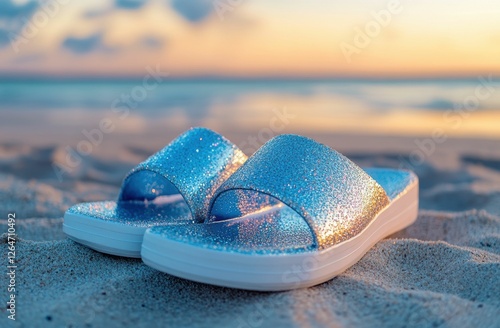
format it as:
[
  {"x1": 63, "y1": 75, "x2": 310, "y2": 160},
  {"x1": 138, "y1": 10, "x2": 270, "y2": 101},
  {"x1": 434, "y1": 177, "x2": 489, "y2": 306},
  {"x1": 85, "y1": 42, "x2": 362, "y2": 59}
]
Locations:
[{"x1": 1, "y1": 131, "x2": 499, "y2": 328}]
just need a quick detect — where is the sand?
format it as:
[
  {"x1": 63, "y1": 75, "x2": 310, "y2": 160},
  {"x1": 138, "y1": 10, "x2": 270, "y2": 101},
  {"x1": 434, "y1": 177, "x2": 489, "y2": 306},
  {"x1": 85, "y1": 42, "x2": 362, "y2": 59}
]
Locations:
[{"x1": 1, "y1": 132, "x2": 499, "y2": 328}]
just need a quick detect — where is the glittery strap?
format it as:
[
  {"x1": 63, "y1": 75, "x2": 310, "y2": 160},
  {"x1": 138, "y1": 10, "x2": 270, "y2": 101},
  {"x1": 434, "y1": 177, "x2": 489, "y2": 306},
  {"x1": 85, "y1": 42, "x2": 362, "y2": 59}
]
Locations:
[
  {"x1": 119, "y1": 127, "x2": 247, "y2": 222},
  {"x1": 208, "y1": 134, "x2": 390, "y2": 249}
]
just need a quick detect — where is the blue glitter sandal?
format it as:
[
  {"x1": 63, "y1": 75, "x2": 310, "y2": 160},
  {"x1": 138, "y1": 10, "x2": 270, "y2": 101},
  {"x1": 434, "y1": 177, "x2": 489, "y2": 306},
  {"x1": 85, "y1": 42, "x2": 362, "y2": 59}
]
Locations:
[
  {"x1": 63, "y1": 127, "x2": 247, "y2": 258},
  {"x1": 141, "y1": 134, "x2": 418, "y2": 290}
]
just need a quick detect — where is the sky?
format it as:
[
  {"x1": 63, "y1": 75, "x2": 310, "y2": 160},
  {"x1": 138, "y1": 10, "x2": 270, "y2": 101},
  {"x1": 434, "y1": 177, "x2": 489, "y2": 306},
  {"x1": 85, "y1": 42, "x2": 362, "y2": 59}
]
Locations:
[{"x1": 0, "y1": 0, "x2": 499, "y2": 78}]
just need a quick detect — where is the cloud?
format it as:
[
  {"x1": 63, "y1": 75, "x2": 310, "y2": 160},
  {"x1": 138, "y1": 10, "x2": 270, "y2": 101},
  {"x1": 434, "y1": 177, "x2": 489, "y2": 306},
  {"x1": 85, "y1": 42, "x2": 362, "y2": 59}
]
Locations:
[
  {"x1": 0, "y1": 28, "x2": 11, "y2": 47},
  {"x1": 419, "y1": 98, "x2": 457, "y2": 110},
  {"x1": 0, "y1": 0, "x2": 40, "y2": 48},
  {"x1": 116, "y1": 0, "x2": 148, "y2": 10},
  {"x1": 81, "y1": 0, "x2": 214, "y2": 24},
  {"x1": 83, "y1": 8, "x2": 114, "y2": 19},
  {"x1": 0, "y1": 0, "x2": 39, "y2": 19},
  {"x1": 139, "y1": 36, "x2": 164, "y2": 49},
  {"x1": 170, "y1": 0, "x2": 213, "y2": 23},
  {"x1": 62, "y1": 33, "x2": 104, "y2": 54},
  {"x1": 82, "y1": 1, "x2": 147, "y2": 20}
]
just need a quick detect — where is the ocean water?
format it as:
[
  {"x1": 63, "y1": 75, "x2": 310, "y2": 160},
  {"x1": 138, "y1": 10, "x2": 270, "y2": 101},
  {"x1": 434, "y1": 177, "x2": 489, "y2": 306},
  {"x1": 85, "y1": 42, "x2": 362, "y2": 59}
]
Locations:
[{"x1": 1, "y1": 78, "x2": 499, "y2": 142}]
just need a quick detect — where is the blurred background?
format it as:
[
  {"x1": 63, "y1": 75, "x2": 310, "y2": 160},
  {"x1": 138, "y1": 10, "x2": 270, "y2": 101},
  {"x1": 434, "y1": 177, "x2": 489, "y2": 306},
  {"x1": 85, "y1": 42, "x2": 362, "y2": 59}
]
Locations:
[{"x1": 0, "y1": 0, "x2": 499, "y2": 182}]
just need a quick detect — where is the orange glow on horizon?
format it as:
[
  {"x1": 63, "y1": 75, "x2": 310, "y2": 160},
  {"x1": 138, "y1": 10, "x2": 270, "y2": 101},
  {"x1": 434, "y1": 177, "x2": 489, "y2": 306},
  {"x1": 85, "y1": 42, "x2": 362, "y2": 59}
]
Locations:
[{"x1": 0, "y1": 0, "x2": 499, "y2": 78}]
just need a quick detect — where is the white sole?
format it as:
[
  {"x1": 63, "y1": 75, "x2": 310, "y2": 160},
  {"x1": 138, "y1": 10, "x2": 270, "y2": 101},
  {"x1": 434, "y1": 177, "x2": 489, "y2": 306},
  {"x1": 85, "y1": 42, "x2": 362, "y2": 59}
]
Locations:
[
  {"x1": 63, "y1": 213, "x2": 146, "y2": 258},
  {"x1": 141, "y1": 179, "x2": 419, "y2": 291}
]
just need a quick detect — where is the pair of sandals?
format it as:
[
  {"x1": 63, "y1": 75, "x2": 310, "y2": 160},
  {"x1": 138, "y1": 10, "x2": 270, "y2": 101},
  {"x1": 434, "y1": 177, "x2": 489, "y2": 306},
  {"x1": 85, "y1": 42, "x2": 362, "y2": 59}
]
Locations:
[{"x1": 64, "y1": 127, "x2": 418, "y2": 291}]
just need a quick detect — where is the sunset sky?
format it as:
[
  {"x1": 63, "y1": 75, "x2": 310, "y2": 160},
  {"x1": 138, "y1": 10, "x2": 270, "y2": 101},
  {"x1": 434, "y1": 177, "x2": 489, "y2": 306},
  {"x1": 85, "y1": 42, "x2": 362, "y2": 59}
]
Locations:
[{"x1": 1, "y1": 0, "x2": 499, "y2": 78}]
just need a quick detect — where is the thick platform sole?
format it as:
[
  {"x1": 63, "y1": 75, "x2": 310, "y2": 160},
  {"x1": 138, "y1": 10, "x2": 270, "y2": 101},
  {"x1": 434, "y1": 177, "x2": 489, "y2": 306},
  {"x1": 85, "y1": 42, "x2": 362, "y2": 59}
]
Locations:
[
  {"x1": 63, "y1": 213, "x2": 146, "y2": 258},
  {"x1": 141, "y1": 180, "x2": 419, "y2": 291}
]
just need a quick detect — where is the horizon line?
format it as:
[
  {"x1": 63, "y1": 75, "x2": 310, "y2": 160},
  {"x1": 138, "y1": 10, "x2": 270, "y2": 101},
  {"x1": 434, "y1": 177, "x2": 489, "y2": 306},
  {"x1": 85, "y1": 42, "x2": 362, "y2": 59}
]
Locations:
[{"x1": 0, "y1": 72, "x2": 498, "y2": 82}]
